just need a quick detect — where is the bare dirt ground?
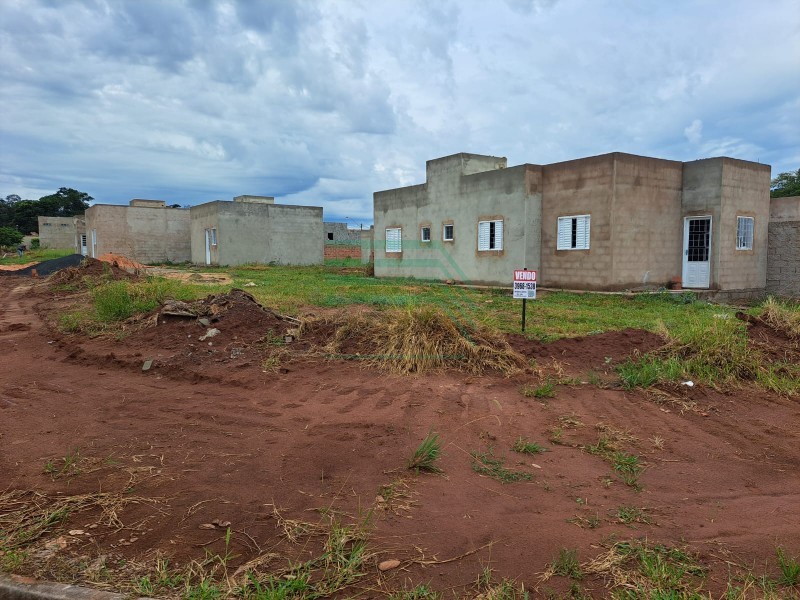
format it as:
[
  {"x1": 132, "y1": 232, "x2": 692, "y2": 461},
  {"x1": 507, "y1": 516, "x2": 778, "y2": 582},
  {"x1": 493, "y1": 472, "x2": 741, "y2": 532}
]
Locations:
[{"x1": 1, "y1": 274, "x2": 799, "y2": 597}]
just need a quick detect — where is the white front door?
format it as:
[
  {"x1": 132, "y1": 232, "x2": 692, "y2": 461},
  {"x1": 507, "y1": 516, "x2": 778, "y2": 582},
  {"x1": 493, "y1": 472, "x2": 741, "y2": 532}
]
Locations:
[
  {"x1": 80, "y1": 234, "x2": 88, "y2": 256},
  {"x1": 682, "y1": 216, "x2": 712, "y2": 288},
  {"x1": 91, "y1": 229, "x2": 97, "y2": 258},
  {"x1": 204, "y1": 229, "x2": 212, "y2": 265}
]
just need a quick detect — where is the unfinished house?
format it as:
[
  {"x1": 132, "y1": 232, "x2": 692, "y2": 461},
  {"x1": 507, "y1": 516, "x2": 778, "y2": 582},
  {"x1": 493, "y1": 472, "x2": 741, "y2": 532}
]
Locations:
[
  {"x1": 373, "y1": 152, "x2": 771, "y2": 294},
  {"x1": 37, "y1": 216, "x2": 78, "y2": 249},
  {"x1": 324, "y1": 222, "x2": 362, "y2": 259},
  {"x1": 84, "y1": 199, "x2": 191, "y2": 263},
  {"x1": 190, "y1": 196, "x2": 323, "y2": 266}
]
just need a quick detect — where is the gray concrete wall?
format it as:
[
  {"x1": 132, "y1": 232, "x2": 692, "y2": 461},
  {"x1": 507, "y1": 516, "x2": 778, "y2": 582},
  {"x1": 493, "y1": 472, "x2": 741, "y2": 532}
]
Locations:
[
  {"x1": 360, "y1": 227, "x2": 374, "y2": 264},
  {"x1": 717, "y1": 159, "x2": 771, "y2": 290},
  {"x1": 190, "y1": 201, "x2": 323, "y2": 266},
  {"x1": 767, "y1": 195, "x2": 800, "y2": 297},
  {"x1": 374, "y1": 155, "x2": 541, "y2": 286},
  {"x1": 85, "y1": 204, "x2": 191, "y2": 263},
  {"x1": 541, "y1": 154, "x2": 614, "y2": 289},
  {"x1": 681, "y1": 159, "x2": 724, "y2": 288},
  {"x1": 37, "y1": 216, "x2": 77, "y2": 249},
  {"x1": 609, "y1": 154, "x2": 684, "y2": 288},
  {"x1": 189, "y1": 201, "x2": 221, "y2": 265}
]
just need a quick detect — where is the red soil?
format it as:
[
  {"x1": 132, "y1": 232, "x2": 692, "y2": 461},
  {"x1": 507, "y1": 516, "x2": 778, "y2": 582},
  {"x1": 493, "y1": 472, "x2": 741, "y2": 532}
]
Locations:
[{"x1": 1, "y1": 276, "x2": 799, "y2": 597}]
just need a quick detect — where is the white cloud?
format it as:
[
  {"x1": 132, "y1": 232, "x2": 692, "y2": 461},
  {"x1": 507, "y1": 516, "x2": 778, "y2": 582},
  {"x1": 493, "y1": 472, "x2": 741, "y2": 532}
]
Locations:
[{"x1": 684, "y1": 120, "x2": 703, "y2": 144}]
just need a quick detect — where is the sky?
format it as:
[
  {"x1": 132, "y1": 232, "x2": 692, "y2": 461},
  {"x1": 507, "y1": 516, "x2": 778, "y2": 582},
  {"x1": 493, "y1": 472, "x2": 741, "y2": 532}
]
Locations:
[{"x1": 1, "y1": 0, "x2": 798, "y2": 225}]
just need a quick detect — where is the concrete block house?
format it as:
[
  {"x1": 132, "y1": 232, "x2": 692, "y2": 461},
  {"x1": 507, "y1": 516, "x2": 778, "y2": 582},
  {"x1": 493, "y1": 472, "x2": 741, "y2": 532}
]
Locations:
[
  {"x1": 85, "y1": 199, "x2": 191, "y2": 263},
  {"x1": 190, "y1": 196, "x2": 323, "y2": 266},
  {"x1": 373, "y1": 152, "x2": 771, "y2": 293},
  {"x1": 85, "y1": 196, "x2": 323, "y2": 267}
]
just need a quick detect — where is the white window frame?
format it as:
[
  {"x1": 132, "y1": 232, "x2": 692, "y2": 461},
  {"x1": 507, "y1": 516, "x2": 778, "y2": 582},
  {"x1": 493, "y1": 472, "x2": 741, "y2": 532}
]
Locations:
[
  {"x1": 557, "y1": 215, "x2": 591, "y2": 250},
  {"x1": 385, "y1": 227, "x2": 402, "y2": 253},
  {"x1": 443, "y1": 224, "x2": 454, "y2": 241},
  {"x1": 210, "y1": 228, "x2": 218, "y2": 246},
  {"x1": 477, "y1": 220, "x2": 503, "y2": 251},
  {"x1": 420, "y1": 226, "x2": 431, "y2": 243},
  {"x1": 736, "y1": 216, "x2": 754, "y2": 250}
]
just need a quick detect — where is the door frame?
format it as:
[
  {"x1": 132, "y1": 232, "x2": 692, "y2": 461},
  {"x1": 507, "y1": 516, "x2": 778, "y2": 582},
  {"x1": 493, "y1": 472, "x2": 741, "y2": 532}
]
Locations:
[
  {"x1": 204, "y1": 229, "x2": 212, "y2": 265},
  {"x1": 682, "y1": 215, "x2": 712, "y2": 289}
]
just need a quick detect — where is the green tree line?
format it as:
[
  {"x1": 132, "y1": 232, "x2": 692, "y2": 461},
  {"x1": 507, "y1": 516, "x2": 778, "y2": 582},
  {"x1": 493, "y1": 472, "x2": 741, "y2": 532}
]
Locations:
[{"x1": 0, "y1": 188, "x2": 93, "y2": 234}]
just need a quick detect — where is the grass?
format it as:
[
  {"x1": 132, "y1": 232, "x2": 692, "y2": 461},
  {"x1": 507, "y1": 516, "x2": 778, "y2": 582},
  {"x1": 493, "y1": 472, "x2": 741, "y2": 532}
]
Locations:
[
  {"x1": 408, "y1": 432, "x2": 443, "y2": 474},
  {"x1": 521, "y1": 380, "x2": 555, "y2": 399},
  {"x1": 761, "y1": 297, "x2": 800, "y2": 339},
  {"x1": 776, "y1": 546, "x2": 800, "y2": 586},
  {"x1": 585, "y1": 540, "x2": 706, "y2": 597},
  {"x1": 616, "y1": 506, "x2": 652, "y2": 525},
  {"x1": 303, "y1": 305, "x2": 526, "y2": 375},
  {"x1": 512, "y1": 437, "x2": 547, "y2": 455},
  {"x1": 547, "y1": 548, "x2": 583, "y2": 580},
  {"x1": 0, "y1": 247, "x2": 73, "y2": 265},
  {"x1": 470, "y1": 447, "x2": 533, "y2": 484},
  {"x1": 42, "y1": 449, "x2": 82, "y2": 479},
  {"x1": 585, "y1": 436, "x2": 644, "y2": 488}
]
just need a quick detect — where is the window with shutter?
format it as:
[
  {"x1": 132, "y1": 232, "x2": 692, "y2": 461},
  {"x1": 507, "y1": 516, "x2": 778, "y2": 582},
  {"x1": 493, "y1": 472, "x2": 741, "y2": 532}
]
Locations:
[
  {"x1": 478, "y1": 220, "x2": 503, "y2": 251},
  {"x1": 385, "y1": 228, "x2": 402, "y2": 253},
  {"x1": 557, "y1": 215, "x2": 590, "y2": 250},
  {"x1": 736, "y1": 216, "x2": 753, "y2": 250}
]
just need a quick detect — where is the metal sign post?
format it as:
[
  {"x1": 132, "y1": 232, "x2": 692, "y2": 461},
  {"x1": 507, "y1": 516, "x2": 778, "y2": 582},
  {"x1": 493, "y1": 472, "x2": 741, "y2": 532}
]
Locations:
[{"x1": 513, "y1": 269, "x2": 537, "y2": 333}]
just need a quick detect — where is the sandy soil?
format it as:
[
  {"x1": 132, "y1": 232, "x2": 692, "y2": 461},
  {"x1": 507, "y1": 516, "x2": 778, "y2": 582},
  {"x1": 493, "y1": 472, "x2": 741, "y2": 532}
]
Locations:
[{"x1": 1, "y1": 275, "x2": 799, "y2": 597}]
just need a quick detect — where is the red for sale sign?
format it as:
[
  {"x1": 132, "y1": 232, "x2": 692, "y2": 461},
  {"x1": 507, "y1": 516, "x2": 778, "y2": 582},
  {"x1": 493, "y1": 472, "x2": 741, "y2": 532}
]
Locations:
[{"x1": 513, "y1": 270, "x2": 537, "y2": 299}]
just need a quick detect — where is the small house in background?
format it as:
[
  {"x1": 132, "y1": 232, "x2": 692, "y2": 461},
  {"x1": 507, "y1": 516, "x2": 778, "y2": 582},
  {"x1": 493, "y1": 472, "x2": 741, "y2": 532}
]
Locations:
[
  {"x1": 373, "y1": 152, "x2": 771, "y2": 297},
  {"x1": 190, "y1": 196, "x2": 323, "y2": 266},
  {"x1": 37, "y1": 216, "x2": 78, "y2": 249},
  {"x1": 323, "y1": 222, "x2": 362, "y2": 259},
  {"x1": 767, "y1": 196, "x2": 800, "y2": 297},
  {"x1": 84, "y1": 199, "x2": 191, "y2": 263}
]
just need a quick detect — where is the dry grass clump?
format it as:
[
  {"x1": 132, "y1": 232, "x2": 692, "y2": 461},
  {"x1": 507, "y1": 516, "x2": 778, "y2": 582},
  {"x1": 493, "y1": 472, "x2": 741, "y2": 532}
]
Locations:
[
  {"x1": 302, "y1": 306, "x2": 526, "y2": 375},
  {"x1": 0, "y1": 490, "x2": 160, "y2": 550},
  {"x1": 761, "y1": 297, "x2": 800, "y2": 339}
]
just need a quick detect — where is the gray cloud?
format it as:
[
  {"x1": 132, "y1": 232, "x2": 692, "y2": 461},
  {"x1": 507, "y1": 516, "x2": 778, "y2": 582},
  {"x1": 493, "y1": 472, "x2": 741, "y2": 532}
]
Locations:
[{"x1": 0, "y1": 0, "x2": 798, "y2": 221}]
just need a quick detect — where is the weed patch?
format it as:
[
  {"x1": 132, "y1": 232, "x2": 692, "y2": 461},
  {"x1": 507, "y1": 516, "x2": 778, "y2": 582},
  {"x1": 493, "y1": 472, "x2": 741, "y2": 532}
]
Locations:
[
  {"x1": 470, "y1": 448, "x2": 532, "y2": 484},
  {"x1": 408, "y1": 432, "x2": 443, "y2": 474},
  {"x1": 512, "y1": 437, "x2": 547, "y2": 455}
]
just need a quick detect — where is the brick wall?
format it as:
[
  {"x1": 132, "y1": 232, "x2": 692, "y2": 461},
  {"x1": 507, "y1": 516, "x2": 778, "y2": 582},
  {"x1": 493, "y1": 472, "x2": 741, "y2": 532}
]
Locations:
[
  {"x1": 767, "y1": 221, "x2": 800, "y2": 297},
  {"x1": 324, "y1": 244, "x2": 361, "y2": 259}
]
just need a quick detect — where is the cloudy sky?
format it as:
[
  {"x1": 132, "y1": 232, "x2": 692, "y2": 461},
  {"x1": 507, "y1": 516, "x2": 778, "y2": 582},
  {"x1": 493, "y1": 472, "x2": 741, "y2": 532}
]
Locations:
[{"x1": 1, "y1": 0, "x2": 798, "y2": 224}]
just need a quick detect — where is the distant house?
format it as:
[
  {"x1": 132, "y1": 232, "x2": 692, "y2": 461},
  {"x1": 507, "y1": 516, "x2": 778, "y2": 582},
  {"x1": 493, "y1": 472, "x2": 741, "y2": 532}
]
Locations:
[
  {"x1": 323, "y1": 222, "x2": 362, "y2": 259},
  {"x1": 84, "y1": 199, "x2": 191, "y2": 263},
  {"x1": 37, "y1": 216, "x2": 79, "y2": 250},
  {"x1": 373, "y1": 152, "x2": 771, "y2": 295},
  {"x1": 84, "y1": 196, "x2": 324, "y2": 267},
  {"x1": 190, "y1": 196, "x2": 323, "y2": 266}
]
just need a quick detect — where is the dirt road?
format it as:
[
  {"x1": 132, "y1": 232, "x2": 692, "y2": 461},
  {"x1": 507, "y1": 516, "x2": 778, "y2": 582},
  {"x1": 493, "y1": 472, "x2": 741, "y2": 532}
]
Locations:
[{"x1": 1, "y1": 276, "x2": 799, "y2": 597}]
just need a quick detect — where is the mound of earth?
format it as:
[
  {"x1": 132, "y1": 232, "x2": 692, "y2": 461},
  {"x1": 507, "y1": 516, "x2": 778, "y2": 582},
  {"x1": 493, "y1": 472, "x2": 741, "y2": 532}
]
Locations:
[
  {"x1": 48, "y1": 257, "x2": 139, "y2": 284},
  {"x1": 58, "y1": 289, "x2": 304, "y2": 386},
  {"x1": 740, "y1": 313, "x2": 800, "y2": 363},
  {"x1": 507, "y1": 328, "x2": 665, "y2": 374},
  {"x1": 96, "y1": 252, "x2": 148, "y2": 272}
]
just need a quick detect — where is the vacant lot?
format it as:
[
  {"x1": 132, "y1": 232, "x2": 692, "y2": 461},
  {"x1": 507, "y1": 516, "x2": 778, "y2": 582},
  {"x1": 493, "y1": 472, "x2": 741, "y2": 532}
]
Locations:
[{"x1": 1, "y1": 261, "x2": 799, "y2": 599}]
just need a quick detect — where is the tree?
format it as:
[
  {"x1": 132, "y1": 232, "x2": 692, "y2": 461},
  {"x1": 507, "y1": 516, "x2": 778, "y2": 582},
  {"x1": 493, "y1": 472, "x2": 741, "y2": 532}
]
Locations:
[
  {"x1": 37, "y1": 188, "x2": 93, "y2": 217},
  {"x1": 0, "y1": 188, "x2": 93, "y2": 233},
  {"x1": 0, "y1": 226, "x2": 23, "y2": 247},
  {"x1": 770, "y1": 168, "x2": 800, "y2": 198}
]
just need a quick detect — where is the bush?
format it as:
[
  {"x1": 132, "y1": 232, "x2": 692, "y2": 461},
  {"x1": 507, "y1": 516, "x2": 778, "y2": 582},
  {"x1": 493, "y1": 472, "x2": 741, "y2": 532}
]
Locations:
[
  {"x1": 0, "y1": 226, "x2": 23, "y2": 247},
  {"x1": 30, "y1": 238, "x2": 40, "y2": 249}
]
